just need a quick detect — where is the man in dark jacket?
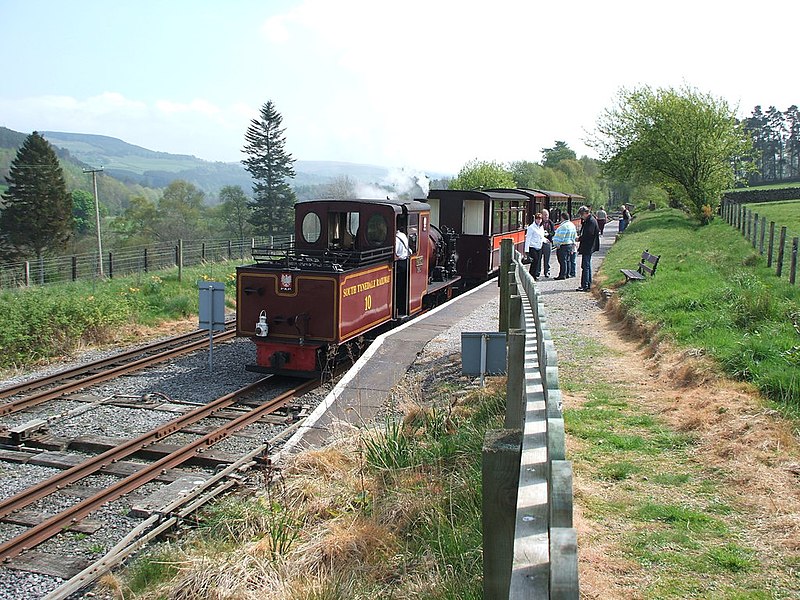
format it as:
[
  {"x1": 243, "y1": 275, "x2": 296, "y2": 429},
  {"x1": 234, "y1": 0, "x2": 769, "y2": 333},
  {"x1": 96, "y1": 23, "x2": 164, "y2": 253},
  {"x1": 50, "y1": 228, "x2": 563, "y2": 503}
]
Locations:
[{"x1": 575, "y1": 206, "x2": 600, "y2": 292}]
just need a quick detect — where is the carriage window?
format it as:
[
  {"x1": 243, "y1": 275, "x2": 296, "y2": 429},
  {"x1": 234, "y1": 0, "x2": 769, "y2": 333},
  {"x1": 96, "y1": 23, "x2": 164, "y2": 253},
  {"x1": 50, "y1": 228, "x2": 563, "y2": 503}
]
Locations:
[
  {"x1": 428, "y1": 198, "x2": 440, "y2": 228},
  {"x1": 463, "y1": 199, "x2": 484, "y2": 235},
  {"x1": 302, "y1": 212, "x2": 322, "y2": 243},
  {"x1": 492, "y1": 202, "x2": 503, "y2": 234},
  {"x1": 365, "y1": 214, "x2": 388, "y2": 246}
]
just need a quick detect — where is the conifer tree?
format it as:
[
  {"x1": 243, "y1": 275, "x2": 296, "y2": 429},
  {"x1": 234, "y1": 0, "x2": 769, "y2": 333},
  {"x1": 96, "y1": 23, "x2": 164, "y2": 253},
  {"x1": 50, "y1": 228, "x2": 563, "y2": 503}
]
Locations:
[
  {"x1": 241, "y1": 101, "x2": 297, "y2": 236},
  {"x1": 1, "y1": 131, "x2": 72, "y2": 261}
]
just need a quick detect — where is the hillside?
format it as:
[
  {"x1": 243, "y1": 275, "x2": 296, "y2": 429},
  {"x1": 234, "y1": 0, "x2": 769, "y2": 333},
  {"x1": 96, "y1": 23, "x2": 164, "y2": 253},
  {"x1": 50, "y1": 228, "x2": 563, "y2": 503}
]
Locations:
[{"x1": 0, "y1": 127, "x2": 430, "y2": 203}]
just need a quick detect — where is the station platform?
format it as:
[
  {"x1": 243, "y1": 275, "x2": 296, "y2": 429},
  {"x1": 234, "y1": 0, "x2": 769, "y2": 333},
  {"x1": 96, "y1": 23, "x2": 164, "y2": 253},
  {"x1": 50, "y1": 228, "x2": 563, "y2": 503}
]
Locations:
[{"x1": 279, "y1": 279, "x2": 499, "y2": 454}]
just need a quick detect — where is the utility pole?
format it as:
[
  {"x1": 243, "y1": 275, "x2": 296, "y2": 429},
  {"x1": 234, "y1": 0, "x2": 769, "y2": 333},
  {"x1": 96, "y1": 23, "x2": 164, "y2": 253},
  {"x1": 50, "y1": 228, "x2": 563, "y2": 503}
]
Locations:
[{"x1": 83, "y1": 167, "x2": 104, "y2": 277}]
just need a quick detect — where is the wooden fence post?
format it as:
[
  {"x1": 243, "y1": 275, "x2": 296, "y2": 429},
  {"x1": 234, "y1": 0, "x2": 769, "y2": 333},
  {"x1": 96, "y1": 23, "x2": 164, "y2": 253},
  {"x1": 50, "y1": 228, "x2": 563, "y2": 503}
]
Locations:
[
  {"x1": 144, "y1": 248, "x2": 148, "y2": 273},
  {"x1": 751, "y1": 213, "x2": 758, "y2": 248},
  {"x1": 759, "y1": 217, "x2": 766, "y2": 255},
  {"x1": 505, "y1": 330, "x2": 525, "y2": 429},
  {"x1": 499, "y1": 239, "x2": 512, "y2": 333},
  {"x1": 768, "y1": 222, "x2": 775, "y2": 266},
  {"x1": 791, "y1": 237, "x2": 798, "y2": 286},
  {"x1": 550, "y1": 528, "x2": 579, "y2": 599},
  {"x1": 108, "y1": 252, "x2": 113, "y2": 279},
  {"x1": 777, "y1": 227, "x2": 787, "y2": 277},
  {"x1": 71, "y1": 256, "x2": 77, "y2": 282},
  {"x1": 483, "y1": 429, "x2": 522, "y2": 600}
]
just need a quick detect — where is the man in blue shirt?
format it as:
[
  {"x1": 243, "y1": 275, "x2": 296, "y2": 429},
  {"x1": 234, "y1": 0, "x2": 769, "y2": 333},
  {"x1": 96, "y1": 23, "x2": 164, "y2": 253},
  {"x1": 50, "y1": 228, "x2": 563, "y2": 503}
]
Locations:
[{"x1": 552, "y1": 211, "x2": 577, "y2": 280}]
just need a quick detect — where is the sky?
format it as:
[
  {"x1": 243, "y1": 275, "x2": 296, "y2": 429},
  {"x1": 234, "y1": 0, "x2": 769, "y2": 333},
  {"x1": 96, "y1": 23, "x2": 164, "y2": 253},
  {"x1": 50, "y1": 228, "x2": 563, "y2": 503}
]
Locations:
[{"x1": 2, "y1": 0, "x2": 798, "y2": 176}]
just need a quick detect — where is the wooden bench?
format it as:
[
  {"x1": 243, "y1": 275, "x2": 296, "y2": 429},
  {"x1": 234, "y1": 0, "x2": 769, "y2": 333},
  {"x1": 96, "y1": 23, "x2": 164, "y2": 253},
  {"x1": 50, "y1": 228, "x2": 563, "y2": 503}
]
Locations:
[{"x1": 621, "y1": 249, "x2": 660, "y2": 282}]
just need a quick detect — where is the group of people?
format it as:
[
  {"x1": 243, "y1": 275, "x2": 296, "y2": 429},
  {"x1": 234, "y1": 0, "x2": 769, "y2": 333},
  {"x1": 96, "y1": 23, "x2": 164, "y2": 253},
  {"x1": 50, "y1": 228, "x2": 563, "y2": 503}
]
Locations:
[{"x1": 524, "y1": 205, "x2": 604, "y2": 292}]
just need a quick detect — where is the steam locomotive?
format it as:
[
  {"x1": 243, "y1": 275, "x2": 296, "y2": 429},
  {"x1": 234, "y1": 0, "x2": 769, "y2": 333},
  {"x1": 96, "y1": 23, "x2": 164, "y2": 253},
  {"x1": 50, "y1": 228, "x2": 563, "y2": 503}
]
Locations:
[{"x1": 235, "y1": 188, "x2": 580, "y2": 377}]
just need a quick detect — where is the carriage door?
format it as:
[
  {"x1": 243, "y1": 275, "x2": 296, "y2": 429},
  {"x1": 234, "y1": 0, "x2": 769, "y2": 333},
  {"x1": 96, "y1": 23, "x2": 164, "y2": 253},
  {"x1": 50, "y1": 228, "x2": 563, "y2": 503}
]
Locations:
[
  {"x1": 394, "y1": 215, "x2": 409, "y2": 317},
  {"x1": 407, "y1": 213, "x2": 426, "y2": 314}
]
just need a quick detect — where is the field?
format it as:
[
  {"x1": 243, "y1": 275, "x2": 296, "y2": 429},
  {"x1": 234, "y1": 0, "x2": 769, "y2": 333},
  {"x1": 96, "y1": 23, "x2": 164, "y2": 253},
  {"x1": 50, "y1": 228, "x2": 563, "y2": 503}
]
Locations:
[{"x1": 744, "y1": 198, "x2": 800, "y2": 234}]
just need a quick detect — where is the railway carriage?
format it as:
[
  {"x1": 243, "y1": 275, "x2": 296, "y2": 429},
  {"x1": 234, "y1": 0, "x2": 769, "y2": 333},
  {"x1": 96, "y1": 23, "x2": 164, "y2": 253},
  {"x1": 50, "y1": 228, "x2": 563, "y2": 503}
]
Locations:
[
  {"x1": 236, "y1": 198, "x2": 459, "y2": 377},
  {"x1": 426, "y1": 189, "x2": 530, "y2": 283}
]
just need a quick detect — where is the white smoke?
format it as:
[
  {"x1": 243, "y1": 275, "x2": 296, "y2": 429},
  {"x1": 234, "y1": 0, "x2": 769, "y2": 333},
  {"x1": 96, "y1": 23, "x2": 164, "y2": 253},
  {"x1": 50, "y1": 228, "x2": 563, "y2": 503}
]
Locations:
[{"x1": 354, "y1": 167, "x2": 430, "y2": 200}]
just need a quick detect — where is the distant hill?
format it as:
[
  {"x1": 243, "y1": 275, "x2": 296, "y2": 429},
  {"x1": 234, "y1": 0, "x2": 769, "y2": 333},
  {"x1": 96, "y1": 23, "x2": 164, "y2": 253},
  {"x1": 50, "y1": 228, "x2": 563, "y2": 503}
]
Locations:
[
  {"x1": 38, "y1": 131, "x2": 395, "y2": 196},
  {"x1": 1, "y1": 127, "x2": 449, "y2": 205}
]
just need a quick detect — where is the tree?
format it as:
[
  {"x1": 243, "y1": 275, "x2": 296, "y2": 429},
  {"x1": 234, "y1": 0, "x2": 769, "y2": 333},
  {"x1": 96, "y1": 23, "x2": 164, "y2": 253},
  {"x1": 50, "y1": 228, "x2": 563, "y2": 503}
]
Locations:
[
  {"x1": 157, "y1": 180, "x2": 206, "y2": 240},
  {"x1": 448, "y1": 159, "x2": 515, "y2": 190},
  {"x1": 541, "y1": 141, "x2": 576, "y2": 168},
  {"x1": 217, "y1": 185, "x2": 253, "y2": 240},
  {"x1": 591, "y1": 85, "x2": 752, "y2": 223},
  {"x1": 509, "y1": 160, "x2": 544, "y2": 189},
  {"x1": 109, "y1": 195, "x2": 160, "y2": 246},
  {"x1": 1, "y1": 132, "x2": 72, "y2": 261},
  {"x1": 71, "y1": 189, "x2": 98, "y2": 236},
  {"x1": 242, "y1": 101, "x2": 297, "y2": 236}
]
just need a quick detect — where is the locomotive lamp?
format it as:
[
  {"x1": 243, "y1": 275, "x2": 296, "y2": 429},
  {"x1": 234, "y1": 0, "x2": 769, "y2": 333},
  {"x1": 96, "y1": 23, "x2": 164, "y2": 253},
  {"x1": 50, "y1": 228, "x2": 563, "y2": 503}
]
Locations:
[{"x1": 255, "y1": 310, "x2": 269, "y2": 337}]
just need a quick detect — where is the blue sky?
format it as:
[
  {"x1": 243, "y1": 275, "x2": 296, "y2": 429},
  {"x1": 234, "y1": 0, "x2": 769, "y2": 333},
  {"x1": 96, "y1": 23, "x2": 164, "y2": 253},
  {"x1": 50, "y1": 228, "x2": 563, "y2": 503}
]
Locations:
[{"x1": 2, "y1": 0, "x2": 798, "y2": 175}]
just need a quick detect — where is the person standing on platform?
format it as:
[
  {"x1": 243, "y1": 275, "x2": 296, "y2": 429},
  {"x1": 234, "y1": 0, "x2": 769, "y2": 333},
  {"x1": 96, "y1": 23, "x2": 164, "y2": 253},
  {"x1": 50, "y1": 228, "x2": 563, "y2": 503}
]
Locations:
[
  {"x1": 540, "y1": 208, "x2": 555, "y2": 278},
  {"x1": 575, "y1": 206, "x2": 600, "y2": 292},
  {"x1": 552, "y1": 211, "x2": 577, "y2": 280},
  {"x1": 524, "y1": 213, "x2": 546, "y2": 280},
  {"x1": 596, "y1": 206, "x2": 607, "y2": 235}
]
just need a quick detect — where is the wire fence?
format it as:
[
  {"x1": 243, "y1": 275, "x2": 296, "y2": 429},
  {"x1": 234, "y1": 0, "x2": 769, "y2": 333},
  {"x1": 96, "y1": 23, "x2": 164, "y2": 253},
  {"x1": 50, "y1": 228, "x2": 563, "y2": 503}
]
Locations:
[
  {"x1": 0, "y1": 236, "x2": 293, "y2": 290},
  {"x1": 722, "y1": 199, "x2": 799, "y2": 285}
]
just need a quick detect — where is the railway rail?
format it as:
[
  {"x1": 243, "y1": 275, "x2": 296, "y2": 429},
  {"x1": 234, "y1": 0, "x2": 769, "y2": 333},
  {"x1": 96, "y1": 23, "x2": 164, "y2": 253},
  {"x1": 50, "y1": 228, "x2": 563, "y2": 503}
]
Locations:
[
  {"x1": 0, "y1": 374, "x2": 320, "y2": 593},
  {"x1": 0, "y1": 321, "x2": 236, "y2": 419}
]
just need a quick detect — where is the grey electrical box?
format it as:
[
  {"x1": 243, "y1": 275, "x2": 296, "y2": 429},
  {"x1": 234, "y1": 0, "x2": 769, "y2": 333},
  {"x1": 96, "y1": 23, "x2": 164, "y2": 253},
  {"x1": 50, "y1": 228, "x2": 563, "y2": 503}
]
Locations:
[
  {"x1": 461, "y1": 332, "x2": 507, "y2": 375},
  {"x1": 198, "y1": 281, "x2": 226, "y2": 331}
]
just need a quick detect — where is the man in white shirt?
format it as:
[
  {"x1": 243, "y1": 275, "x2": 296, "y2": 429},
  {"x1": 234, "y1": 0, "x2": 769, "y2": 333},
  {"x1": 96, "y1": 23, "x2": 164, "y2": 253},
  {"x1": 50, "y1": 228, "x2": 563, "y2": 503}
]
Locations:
[{"x1": 395, "y1": 229, "x2": 410, "y2": 260}]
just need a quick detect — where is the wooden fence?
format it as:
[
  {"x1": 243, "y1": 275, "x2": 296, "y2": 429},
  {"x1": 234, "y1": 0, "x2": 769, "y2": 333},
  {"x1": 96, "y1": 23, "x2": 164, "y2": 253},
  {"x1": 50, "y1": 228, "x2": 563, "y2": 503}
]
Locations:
[
  {"x1": 722, "y1": 199, "x2": 799, "y2": 285},
  {"x1": 482, "y1": 239, "x2": 578, "y2": 599}
]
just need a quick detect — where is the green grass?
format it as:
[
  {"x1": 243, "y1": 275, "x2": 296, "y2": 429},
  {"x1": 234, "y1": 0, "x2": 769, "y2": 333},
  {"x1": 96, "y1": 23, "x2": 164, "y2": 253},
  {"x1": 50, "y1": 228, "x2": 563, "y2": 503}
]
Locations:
[
  {"x1": 0, "y1": 263, "x2": 237, "y2": 370},
  {"x1": 602, "y1": 208, "x2": 800, "y2": 409},
  {"x1": 744, "y1": 199, "x2": 800, "y2": 234}
]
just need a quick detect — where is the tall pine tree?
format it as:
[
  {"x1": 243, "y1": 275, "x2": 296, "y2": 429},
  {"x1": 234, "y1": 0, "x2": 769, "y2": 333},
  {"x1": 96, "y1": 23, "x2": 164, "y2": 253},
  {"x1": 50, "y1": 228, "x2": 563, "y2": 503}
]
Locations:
[
  {"x1": 241, "y1": 101, "x2": 297, "y2": 236},
  {"x1": 1, "y1": 132, "x2": 72, "y2": 262}
]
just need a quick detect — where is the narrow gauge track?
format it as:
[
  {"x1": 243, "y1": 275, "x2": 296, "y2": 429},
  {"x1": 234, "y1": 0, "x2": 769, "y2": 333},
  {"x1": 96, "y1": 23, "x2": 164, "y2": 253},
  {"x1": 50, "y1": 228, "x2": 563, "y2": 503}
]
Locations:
[
  {"x1": 0, "y1": 375, "x2": 318, "y2": 564},
  {"x1": 0, "y1": 322, "x2": 236, "y2": 418}
]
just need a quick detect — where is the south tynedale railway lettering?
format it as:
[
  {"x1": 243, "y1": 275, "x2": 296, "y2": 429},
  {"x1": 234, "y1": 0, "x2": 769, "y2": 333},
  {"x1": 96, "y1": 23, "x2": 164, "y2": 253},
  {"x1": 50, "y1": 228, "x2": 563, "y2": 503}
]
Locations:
[{"x1": 341, "y1": 275, "x2": 391, "y2": 298}]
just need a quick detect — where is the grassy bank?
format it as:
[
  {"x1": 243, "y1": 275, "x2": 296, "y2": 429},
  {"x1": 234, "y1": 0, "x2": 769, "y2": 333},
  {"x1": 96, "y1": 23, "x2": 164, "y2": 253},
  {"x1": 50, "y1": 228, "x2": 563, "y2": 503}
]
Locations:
[
  {"x1": 0, "y1": 263, "x2": 237, "y2": 371},
  {"x1": 601, "y1": 208, "x2": 800, "y2": 409}
]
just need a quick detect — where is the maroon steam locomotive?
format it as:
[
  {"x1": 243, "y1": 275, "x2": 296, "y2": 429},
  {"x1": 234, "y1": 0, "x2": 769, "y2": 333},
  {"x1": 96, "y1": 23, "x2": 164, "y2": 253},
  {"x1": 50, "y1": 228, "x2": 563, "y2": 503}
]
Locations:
[{"x1": 236, "y1": 198, "x2": 459, "y2": 378}]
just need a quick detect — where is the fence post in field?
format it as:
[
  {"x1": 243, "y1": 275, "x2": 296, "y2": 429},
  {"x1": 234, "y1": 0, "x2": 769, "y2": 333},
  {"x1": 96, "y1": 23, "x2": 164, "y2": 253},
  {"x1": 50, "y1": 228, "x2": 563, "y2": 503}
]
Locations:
[
  {"x1": 201, "y1": 242, "x2": 206, "y2": 263},
  {"x1": 144, "y1": 248, "x2": 148, "y2": 273},
  {"x1": 228, "y1": 240, "x2": 232, "y2": 260},
  {"x1": 777, "y1": 227, "x2": 787, "y2": 278},
  {"x1": 108, "y1": 252, "x2": 113, "y2": 279},
  {"x1": 768, "y1": 222, "x2": 775, "y2": 267},
  {"x1": 24, "y1": 261, "x2": 30, "y2": 287},
  {"x1": 752, "y1": 214, "x2": 758, "y2": 249},
  {"x1": 759, "y1": 217, "x2": 766, "y2": 255},
  {"x1": 791, "y1": 238, "x2": 798, "y2": 286},
  {"x1": 72, "y1": 256, "x2": 77, "y2": 281},
  {"x1": 177, "y1": 240, "x2": 184, "y2": 282},
  {"x1": 482, "y1": 428, "x2": 522, "y2": 600},
  {"x1": 741, "y1": 206, "x2": 747, "y2": 235}
]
